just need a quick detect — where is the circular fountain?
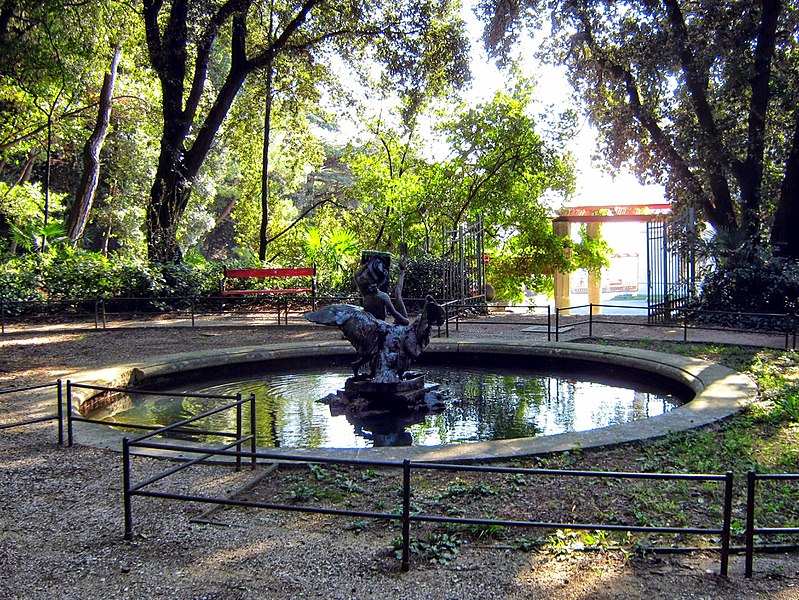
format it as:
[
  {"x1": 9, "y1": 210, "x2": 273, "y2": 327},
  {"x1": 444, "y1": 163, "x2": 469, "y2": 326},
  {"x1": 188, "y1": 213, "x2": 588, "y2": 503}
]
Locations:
[{"x1": 71, "y1": 339, "x2": 757, "y2": 461}]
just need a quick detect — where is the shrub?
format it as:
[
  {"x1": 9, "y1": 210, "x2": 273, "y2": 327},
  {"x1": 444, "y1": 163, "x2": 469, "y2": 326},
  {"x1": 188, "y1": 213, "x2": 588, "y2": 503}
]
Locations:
[
  {"x1": 44, "y1": 252, "x2": 115, "y2": 300},
  {"x1": 699, "y1": 253, "x2": 799, "y2": 317},
  {"x1": 0, "y1": 254, "x2": 46, "y2": 313},
  {"x1": 0, "y1": 251, "x2": 226, "y2": 313}
]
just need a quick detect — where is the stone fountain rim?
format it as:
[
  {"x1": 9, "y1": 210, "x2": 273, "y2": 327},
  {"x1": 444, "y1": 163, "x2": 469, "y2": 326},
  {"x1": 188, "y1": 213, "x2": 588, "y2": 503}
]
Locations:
[{"x1": 67, "y1": 339, "x2": 758, "y2": 462}]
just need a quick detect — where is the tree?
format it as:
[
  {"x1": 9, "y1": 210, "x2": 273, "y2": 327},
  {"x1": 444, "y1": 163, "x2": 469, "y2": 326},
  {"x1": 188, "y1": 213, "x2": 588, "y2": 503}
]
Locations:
[
  {"x1": 65, "y1": 44, "x2": 122, "y2": 245},
  {"x1": 0, "y1": 0, "x2": 144, "y2": 253},
  {"x1": 0, "y1": 0, "x2": 106, "y2": 233},
  {"x1": 479, "y1": 0, "x2": 799, "y2": 258},
  {"x1": 338, "y1": 82, "x2": 575, "y2": 300},
  {"x1": 141, "y1": 0, "x2": 470, "y2": 263}
]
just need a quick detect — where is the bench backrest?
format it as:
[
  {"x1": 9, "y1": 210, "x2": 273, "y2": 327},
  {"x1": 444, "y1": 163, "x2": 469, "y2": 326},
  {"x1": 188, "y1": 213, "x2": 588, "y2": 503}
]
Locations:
[{"x1": 224, "y1": 267, "x2": 315, "y2": 279}]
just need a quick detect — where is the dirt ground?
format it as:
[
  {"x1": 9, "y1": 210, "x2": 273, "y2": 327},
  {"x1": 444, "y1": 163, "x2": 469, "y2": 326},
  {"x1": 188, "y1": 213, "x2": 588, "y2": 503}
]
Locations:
[{"x1": 1, "y1": 317, "x2": 799, "y2": 599}]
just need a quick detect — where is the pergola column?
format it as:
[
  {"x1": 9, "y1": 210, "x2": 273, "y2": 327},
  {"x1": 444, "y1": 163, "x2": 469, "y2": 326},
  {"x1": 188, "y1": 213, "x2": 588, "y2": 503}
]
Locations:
[
  {"x1": 587, "y1": 222, "x2": 602, "y2": 314},
  {"x1": 553, "y1": 220, "x2": 570, "y2": 315}
]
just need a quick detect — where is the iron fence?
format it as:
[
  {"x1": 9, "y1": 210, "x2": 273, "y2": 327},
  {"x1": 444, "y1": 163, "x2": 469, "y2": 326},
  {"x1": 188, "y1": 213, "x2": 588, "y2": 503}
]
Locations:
[
  {"x1": 0, "y1": 380, "x2": 64, "y2": 444},
  {"x1": 1, "y1": 294, "x2": 327, "y2": 331},
  {"x1": 646, "y1": 211, "x2": 697, "y2": 323},
  {"x1": 65, "y1": 381, "x2": 255, "y2": 464},
  {"x1": 745, "y1": 471, "x2": 799, "y2": 578},
  {"x1": 441, "y1": 301, "x2": 552, "y2": 341},
  {"x1": 120, "y1": 396, "x2": 736, "y2": 574},
  {"x1": 555, "y1": 304, "x2": 797, "y2": 349},
  {"x1": 2, "y1": 293, "x2": 459, "y2": 331}
]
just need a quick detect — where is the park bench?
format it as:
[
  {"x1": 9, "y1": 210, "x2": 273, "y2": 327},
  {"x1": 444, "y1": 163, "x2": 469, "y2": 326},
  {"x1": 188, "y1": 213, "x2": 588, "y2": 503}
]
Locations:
[{"x1": 221, "y1": 266, "x2": 317, "y2": 323}]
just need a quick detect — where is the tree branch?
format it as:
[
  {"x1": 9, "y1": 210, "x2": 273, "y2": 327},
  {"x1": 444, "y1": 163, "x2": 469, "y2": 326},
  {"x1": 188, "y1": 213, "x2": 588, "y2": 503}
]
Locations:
[
  {"x1": 574, "y1": 8, "x2": 735, "y2": 230},
  {"x1": 247, "y1": 0, "x2": 320, "y2": 71},
  {"x1": 184, "y1": 0, "x2": 250, "y2": 128},
  {"x1": 662, "y1": 0, "x2": 736, "y2": 226},
  {"x1": 264, "y1": 195, "x2": 344, "y2": 247}
]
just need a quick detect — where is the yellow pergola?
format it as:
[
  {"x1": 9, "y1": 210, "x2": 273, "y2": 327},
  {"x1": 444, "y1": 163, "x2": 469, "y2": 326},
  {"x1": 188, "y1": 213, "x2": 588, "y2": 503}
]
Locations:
[{"x1": 552, "y1": 204, "x2": 671, "y2": 314}]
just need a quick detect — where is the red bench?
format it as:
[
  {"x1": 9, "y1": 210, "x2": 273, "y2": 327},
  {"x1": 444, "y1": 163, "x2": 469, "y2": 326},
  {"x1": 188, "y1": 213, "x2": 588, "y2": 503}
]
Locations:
[{"x1": 221, "y1": 267, "x2": 317, "y2": 322}]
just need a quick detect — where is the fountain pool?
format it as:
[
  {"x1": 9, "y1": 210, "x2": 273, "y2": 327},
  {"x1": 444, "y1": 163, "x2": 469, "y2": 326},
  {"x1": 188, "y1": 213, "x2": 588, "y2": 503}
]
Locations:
[{"x1": 72, "y1": 340, "x2": 757, "y2": 460}]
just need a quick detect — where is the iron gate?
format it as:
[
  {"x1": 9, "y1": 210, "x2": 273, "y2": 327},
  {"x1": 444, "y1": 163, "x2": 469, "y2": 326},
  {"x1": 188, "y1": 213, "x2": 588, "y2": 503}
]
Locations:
[
  {"x1": 440, "y1": 217, "x2": 485, "y2": 302},
  {"x1": 646, "y1": 209, "x2": 697, "y2": 323}
]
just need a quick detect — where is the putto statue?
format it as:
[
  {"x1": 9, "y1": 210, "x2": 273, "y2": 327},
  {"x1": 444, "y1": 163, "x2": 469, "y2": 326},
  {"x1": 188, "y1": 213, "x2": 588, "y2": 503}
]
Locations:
[
  {"x1": 304, "y1": 295, "x2": 445, "y2": 384},
  {"x1": 305, "y1": 251, "x2": 448, "y2": 446},
  {"x1": 304, "y1": 251, "x2": 445, "y2": 385}
]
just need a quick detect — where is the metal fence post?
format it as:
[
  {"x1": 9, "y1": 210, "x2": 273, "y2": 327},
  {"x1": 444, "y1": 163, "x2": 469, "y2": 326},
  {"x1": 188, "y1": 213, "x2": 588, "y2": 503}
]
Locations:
[
  {"x1": 249, "y1": 393, "x2": 257, "y2": 469},
  {"x1": 401, "y1": 459, "x2": 412, "y2": 572},
  {"x1": 191, "y1": 297, "x2": 196, "y2": 327},
  {"x1": 66, "y1": 381, "x2": 74, "y2": 447},
  {"x1": 555, "y1": 308, "x2": 560, "y2": 342},
  {"x1": 547, "y1": 305, "x2": 551, "y2": 342},
  {"x1": 235, "y1": 393, "x2": 243, "y2": 472},
  {"x1": 56, "y1": 379, "x2": 64, "y2": 446},
  {"x1": 720, "y1": 471, "x2": 733, "y2": 577},
  {"x1": 123, "y1": 437, "x2": 133, "y2": 541},
  {"x1": 589, "y1": 306, "x2": 594, "y2": 338},
  {"x1": 745, "y1": 470, "x2": 757, "y2": 578}
]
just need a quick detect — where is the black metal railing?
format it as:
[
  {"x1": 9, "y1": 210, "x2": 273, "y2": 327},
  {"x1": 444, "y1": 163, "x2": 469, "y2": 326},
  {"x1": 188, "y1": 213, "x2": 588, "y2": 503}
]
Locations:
[
  {"x1": 65, "y1": 381, "x2": 255, "y2": 461},
  {"x1": 121, "y1": 403, "x2": 735, "y2": 574},
  {"x1": 555, "y1": 304, "x2": 797, "y2": 349},
  {"x1": 2, "y1": 293, "x2": 455, "y2": 331},
  {"x1": 745, "y1": 471, "x2": 799, "y2": 578},
  {"x1": 442, "y1": 301, "x2": 552, "y2": 341},
  {"x1": 0, "y1": 380, "x2": 64, "y2": 444}
]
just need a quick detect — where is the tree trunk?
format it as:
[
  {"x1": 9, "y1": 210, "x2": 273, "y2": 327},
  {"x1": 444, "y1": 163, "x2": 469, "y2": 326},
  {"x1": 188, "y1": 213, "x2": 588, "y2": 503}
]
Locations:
[
  {"x1": 101, "y1": 220, "x2": 112, "y2": 257},
  {"x1": 258, "y1": 56, "x2": 274, "y2": 262},
  {"x1": 771, "y1": 113, "x2": 799, "y2": 259},
  {"x1": 66, "y1": 44, "x2": 121, "y2": 245},
  {"x1": 146, "y1": 161, "x2": 188, "y2": 263},
  {"x1": 145, "y1": 33, "x2": 249, "y2": 263}
]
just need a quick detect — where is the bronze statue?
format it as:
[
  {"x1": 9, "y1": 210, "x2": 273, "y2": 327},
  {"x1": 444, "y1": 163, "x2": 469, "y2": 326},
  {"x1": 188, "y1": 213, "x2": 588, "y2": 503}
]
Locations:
[
  {"x1": 306, "y1": 251, "x2": 445, "y2": 384},
  {"x1": 306, "y1": 251, "x2": 448, "y2": 446},
  {"x1": 354, "y1": 252, "x2": 409, "y2": 325},
  {"x1": 304, "y1": 295, "x2": 445, "y2": 384}
]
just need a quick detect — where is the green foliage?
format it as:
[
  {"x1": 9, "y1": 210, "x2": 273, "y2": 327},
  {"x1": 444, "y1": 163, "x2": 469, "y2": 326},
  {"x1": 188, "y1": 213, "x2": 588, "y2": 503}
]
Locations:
[
  {"x1": 393, "y1": 532, "x2": 461, "y2": 564},
  {"x1": 0, "y1": 251, "x2": 223, "y2": 310},
  {"x1": 571, "y1": 225, "x2": 612, "y2": 275},
  {"x1": 302, "y1": 227, "x2": 360, "y2": 295},
  {"x1": 159, "y1": 256, "x2": 222, "y2": 298},
  {"x1": 434, "y1": 478, "x2": 498, "y2": 500},
  {"x1": 0, "y1": 254, "x2": 47, "y2": 309},
  {"x1": 43, "y1": 251, "x2": 115, "y2": 299},
  {"x1": 400, "y1": 255, "x2": 454, "y2": 302},
  {"x1": 0, "y1": 182, "x2": 69, "y2": 252},
  {"x1": 698, "y1": 246, "x2": 799, "y2": 317},
  {"x1": 773, "y1": 386, "x2": 799, "y2": 423}
]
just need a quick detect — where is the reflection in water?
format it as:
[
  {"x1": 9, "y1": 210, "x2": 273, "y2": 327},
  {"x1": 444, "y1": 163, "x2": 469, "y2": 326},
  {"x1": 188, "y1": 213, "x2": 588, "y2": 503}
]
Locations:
[{"x1": 92, "y1": 365, "x2": 682, "y2": 449}]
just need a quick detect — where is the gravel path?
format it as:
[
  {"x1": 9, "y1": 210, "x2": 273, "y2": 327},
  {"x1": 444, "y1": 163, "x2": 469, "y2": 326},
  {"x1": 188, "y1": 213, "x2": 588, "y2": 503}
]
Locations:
[{"x1": 1, "y1": 318, "x2": 797, "y2": 599}]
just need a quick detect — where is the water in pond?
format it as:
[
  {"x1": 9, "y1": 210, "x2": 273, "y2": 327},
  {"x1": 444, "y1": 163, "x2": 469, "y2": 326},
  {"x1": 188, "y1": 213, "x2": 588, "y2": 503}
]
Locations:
[{"x1": 95, "y1": 363, "x2": 685, "y2": 448}]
